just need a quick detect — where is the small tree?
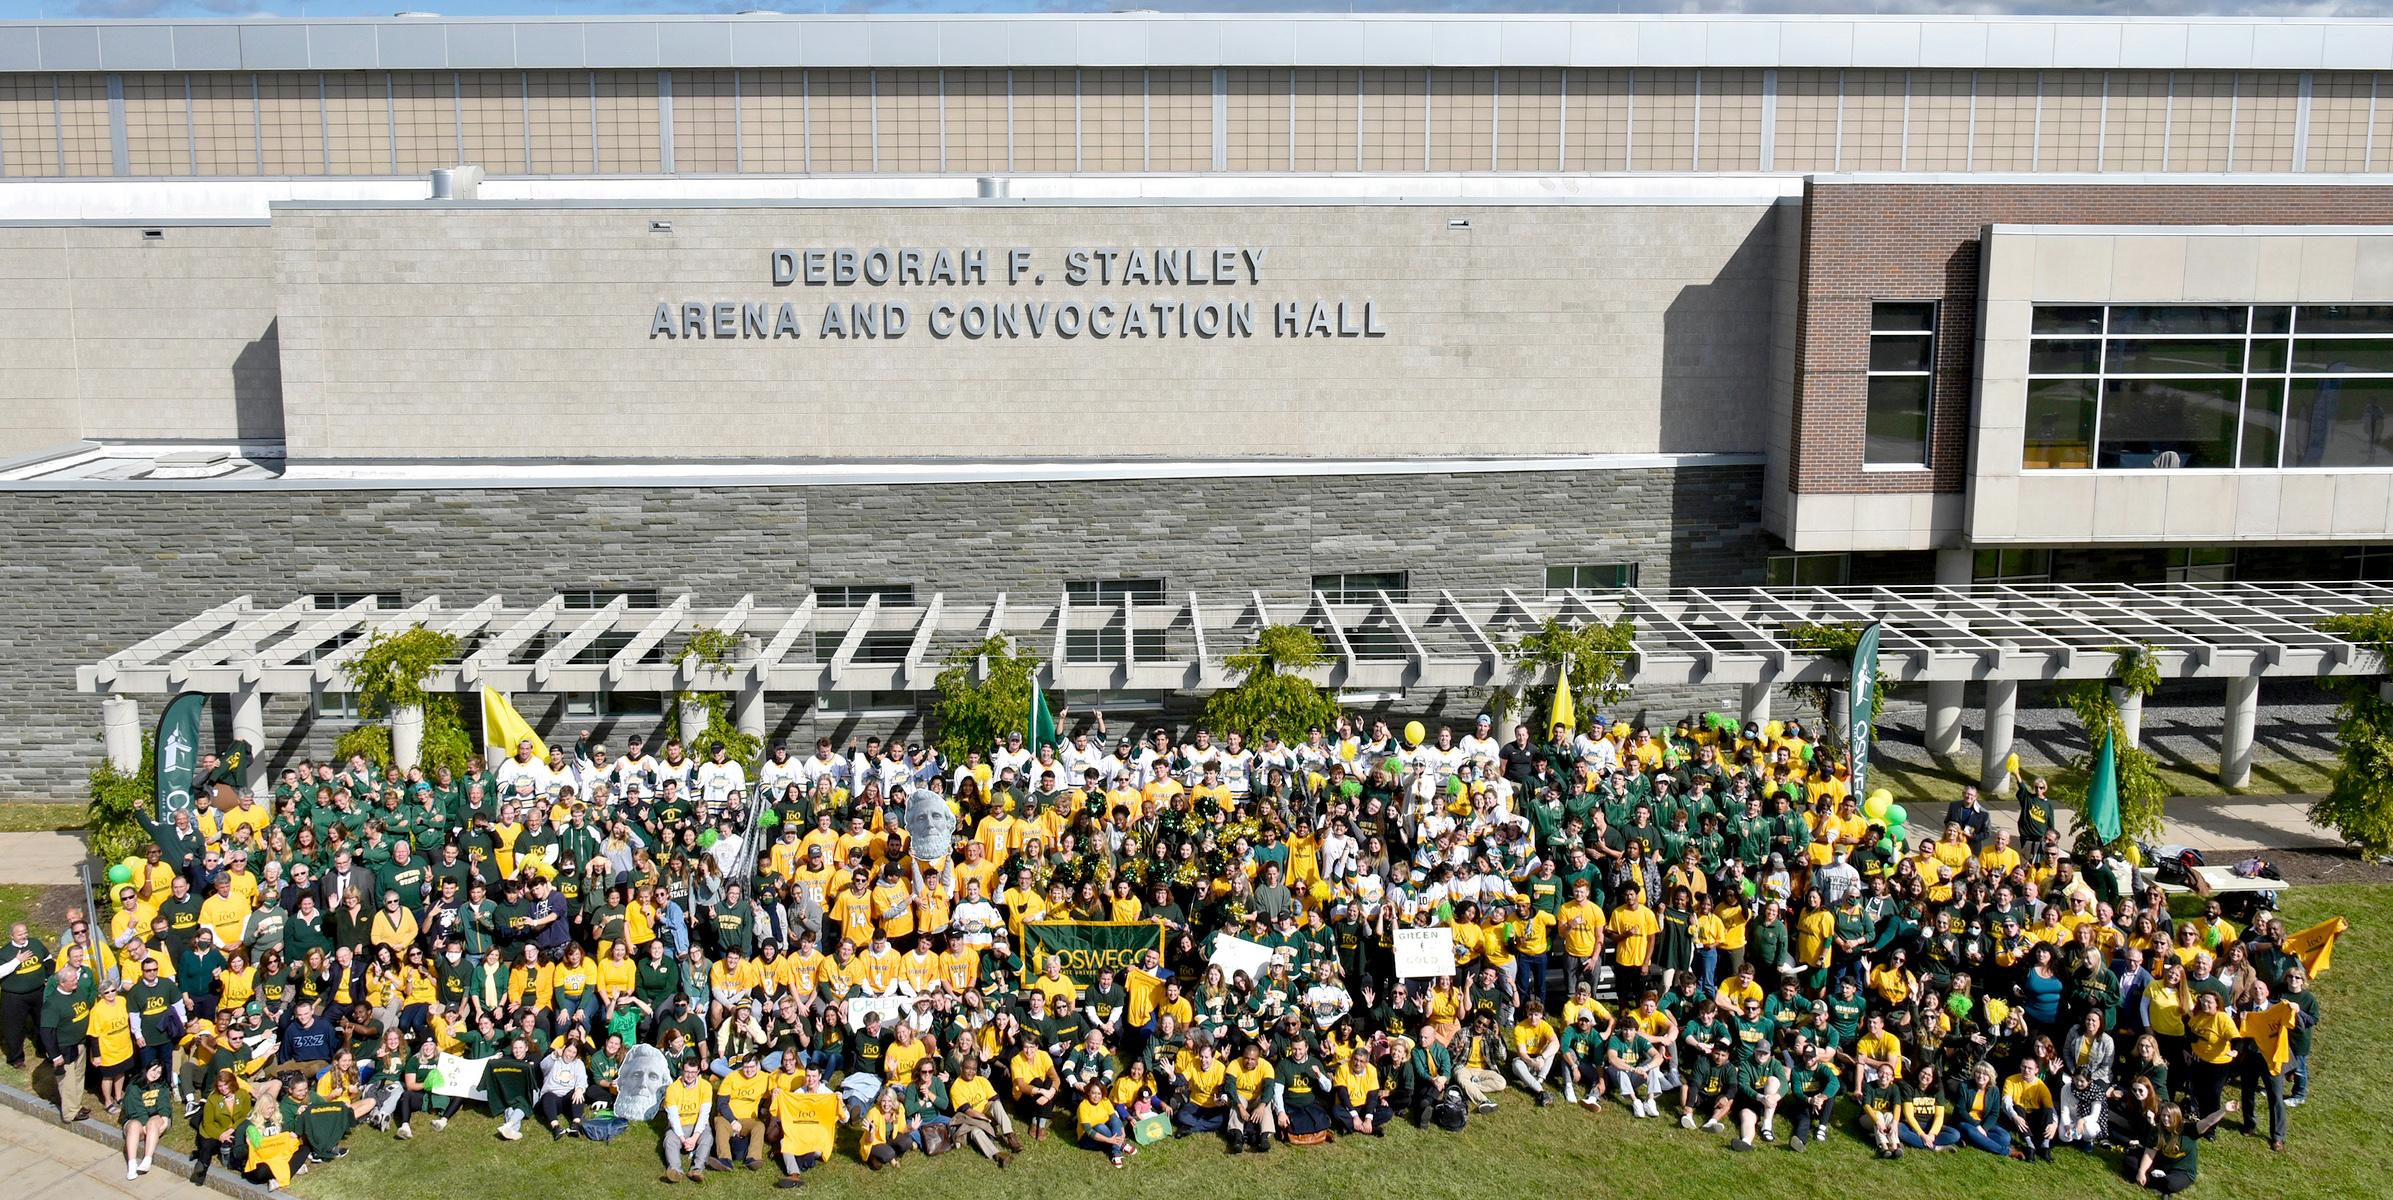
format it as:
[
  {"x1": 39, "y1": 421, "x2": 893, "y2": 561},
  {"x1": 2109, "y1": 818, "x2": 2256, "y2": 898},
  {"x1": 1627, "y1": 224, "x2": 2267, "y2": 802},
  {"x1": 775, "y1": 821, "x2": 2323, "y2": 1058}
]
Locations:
[
  {"x1": 1202, "y1": 625, "x2": 1343, "y2": 743},
  {"x1": 930, "y1": 635, "x2": 1044, "y2": 761},
  {"x1": 1500, "y1": 616, "x2": 1638, "y2": 728},
  {"x1": 339, "y1": 625, "x2": 471, "y2": 773},
  {"x1": 1784, "y1": 622, "x2": 1888, "y2": 755},
  {"x1": 2054, "y1": 644, "x2": 2167, "y2": 849},
  {"x1": 671, "y1": 627, "x2": 761, "y2": 768},
  {"x1": 2316, "y1": 610, "x2": 2393, "y2": 856},
  {"x1": 86, "y1": 733, "x2": 156, "y2": 865}
]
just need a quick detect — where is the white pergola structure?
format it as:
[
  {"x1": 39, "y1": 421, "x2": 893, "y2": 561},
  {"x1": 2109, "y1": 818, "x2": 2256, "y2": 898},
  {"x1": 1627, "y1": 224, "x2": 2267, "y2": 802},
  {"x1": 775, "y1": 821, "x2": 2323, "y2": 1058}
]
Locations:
[{"x1": 79, "y1": 581, "x2": 2393, "y2": 789}]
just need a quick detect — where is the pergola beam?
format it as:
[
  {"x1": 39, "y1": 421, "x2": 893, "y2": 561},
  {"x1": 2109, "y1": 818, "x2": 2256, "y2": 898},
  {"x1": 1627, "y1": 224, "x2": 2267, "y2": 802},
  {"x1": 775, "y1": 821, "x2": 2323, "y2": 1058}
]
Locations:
[
  {"x1": 461, "y1": 596, "x2": 566, "y2": 682},
  {"x1": 608, "y1": 595, "x2": 691, "y2": 684},
  {"x1": 827, "y1": 593, "x2": 883, "y2": 685},
  {"x1": 255, "y1": 595, "x2": 386, "y2": 673},
  {"x1": 307, "y1": 596, "x2": 442, "y2": 684},
  {"x1": 102, "y1": 596, "x2": 254, "y2": 674},
  {"x1": 532, "y1": 594, "x2": 629, "y2": 685},
  {"x1": 903, "y1": 593, "x2": 946, "y2": 686},
  {"x1": 757, "y1": 595, "x2": 816, "y2": 684}
]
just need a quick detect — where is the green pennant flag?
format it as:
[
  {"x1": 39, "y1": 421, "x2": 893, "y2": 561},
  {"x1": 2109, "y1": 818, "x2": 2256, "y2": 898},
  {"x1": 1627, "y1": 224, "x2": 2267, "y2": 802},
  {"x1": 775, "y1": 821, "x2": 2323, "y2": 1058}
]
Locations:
[
  {"x1": 151, "y1": 692, "x2": 209, "y2": 824},
  {"x1": 1028, "y1": 676, "x2": 1060, "y2": 754},
  {"x1": 2086, "y1": 727, "x2": 2123, "y2": 845}
]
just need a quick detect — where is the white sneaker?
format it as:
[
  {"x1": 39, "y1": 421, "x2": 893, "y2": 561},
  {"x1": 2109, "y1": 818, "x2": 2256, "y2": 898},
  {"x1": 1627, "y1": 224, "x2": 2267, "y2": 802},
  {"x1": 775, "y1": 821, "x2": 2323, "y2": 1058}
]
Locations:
[
  {"x1": 433, "y1": 1117, "x2": 448, "y2": 1131},
  {"x1": 127, "y1": 1167, "x2": 141, "y2": 1181},
  {"x1": 1762, "y1": 1127, "x2": 1776, "y2": 1142},
  {"x1": 396, "y1": 1123, "x2": 414, "y2": 1140},
  {"x1": 140, "y1": 1154, "x2": 154, "y2": 1173},
  {"x1": 499, "y1": 1126, "x2": 522, "y2": 1141},
  {"x1": 1680, "y1": 1113, "x2": 1696, "y2": 1129},
  {"x1": 1816, "y1": 1126, "x2": 1830, "y2": 1142},
  {"x1": 1702, "y1": 1118, "x2": 1724, "y2": 1132},
  {"x1": 1564, "y1": 1087, "x2": 1578, "y2": 1105}
]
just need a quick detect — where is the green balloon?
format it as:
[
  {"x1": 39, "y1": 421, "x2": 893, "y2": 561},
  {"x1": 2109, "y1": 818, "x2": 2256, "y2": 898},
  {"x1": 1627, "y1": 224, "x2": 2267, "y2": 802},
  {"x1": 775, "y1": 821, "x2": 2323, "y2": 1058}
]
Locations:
[
  {"x1": 1799, "y1": 744, "x2": 1814, "y2": 762},
  {"x1": 758, "y1": 809, "x2": 781, "y2": 828},
  {"x1": 1878, "y1": 837, "x2": 1896, "y2": 855},
  {"x1": 1884, "y1": 803, "x2": 1908, "y2": 827},
  {"x1": 699, "y1": 829, "x2": 719, "y2": 849},
  {"x1": 107, "y1": 863, "x2": 133, "y2": 886}
]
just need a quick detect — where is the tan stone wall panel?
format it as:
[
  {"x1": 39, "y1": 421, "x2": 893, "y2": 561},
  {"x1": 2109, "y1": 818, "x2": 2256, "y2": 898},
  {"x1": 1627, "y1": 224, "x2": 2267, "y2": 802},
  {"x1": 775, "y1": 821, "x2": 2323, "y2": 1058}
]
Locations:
[
  {"x1": 745, "y1": 69, "x2": 809, "y2": 174},
  {"x1": 1291, "y1": 68, "x2": 1358, "y2": 172},
  {"x1": 461, "y1": 71, "x2": 528, "y2": 173},
  {"x1": 1496, "y1": 68, "x2": 1561, "y2": 172},
  {"x1": 1699, "y1": 69, "x2": 1764, "y2": 171},
  {"x1": 391, "y1": 72, "x2": 454, "y2": 175},
  {"x1": 2103, "y1": 72, "x2": 2169, "y2": 172},
  {"x1": 2235, "y1": 72, "x2": 2298, "y2": 172},
  {"x1": 0, "y1": 76, "x2": 60, "y2": 178},
  {"x1": 1429, "y1": 69, "x2": 1495, "y2": 172},
  {"x1": 1014, "y1": 69, "x2": 1075, "y2": 172},
  {"x1": 2168, "y1": 72, "x2": 2233, "y2": 172},
  {"x1": 1149, "y1": 69, "x2": 1212, "y2": 172},
  {"x1": 1566, "y1": 69, "x2": 1629, "y2": 171},
  {"x1": 1839, "y1": 70, "x2": 1903, "y2": 171},
  {"x1": 672, "y1": 70, "x2": 739, "y2": 174},
  {"x1": 124, "y1": 73, "x2": 191, "y2": 176},
  {"x1": 526, "y1": 71, "x2": 593, "y2": 175},
  {"x1": 257, "y1": 74, "x2": 325, "y2": 176},
  {"x1": 272, "y1": 203, "x2": 1779, "y2": 461},
  {"x1": 595, "y1": 72, "x2": 659, "y2": 174},
  {"x1": 57, "y1": 74, "x2": 111, "y2": 177},
  {"x1": 1633, "y1": 69, "x2": 1698, "y2": 172},
  {"x1": 1905, "y1": 71, "x2": 1971, "y2": 172},
  {"x1": 1226, "y1": 68, "x2": 1290, "y2": 173},
  {"x1": 324, "y1": 73, "x2": 391, "y2": 175},
  {"x1": 1973, "y1": 71, "x2": 2038, "y2": 171},
  {"x1": 1772, "y1": 69, "x2": 1838, "y2": 172},
  {"x1": 191, "y1": 73, "x2": 258, "y2": 176},
  {"x1": 2308, "y1": 72, "x2": 2378, "y2": 172},
  {"x1": 1081, "y1": 69, "x2": 1143, "y2": 172},
  {"x1": 1361, "y1": 68, "x2": 1425, "y2": 172},
  {"x1": 2038, "y1": 71, "x2": 2102, "y2": 172}
]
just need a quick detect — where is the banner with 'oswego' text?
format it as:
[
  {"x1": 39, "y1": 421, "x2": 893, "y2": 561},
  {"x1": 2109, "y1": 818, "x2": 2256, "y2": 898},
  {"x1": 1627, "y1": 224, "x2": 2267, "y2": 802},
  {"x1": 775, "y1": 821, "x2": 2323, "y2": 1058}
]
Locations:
[{"x1": 1022, "y1": 920, "x2": 1165, "y2": 985}]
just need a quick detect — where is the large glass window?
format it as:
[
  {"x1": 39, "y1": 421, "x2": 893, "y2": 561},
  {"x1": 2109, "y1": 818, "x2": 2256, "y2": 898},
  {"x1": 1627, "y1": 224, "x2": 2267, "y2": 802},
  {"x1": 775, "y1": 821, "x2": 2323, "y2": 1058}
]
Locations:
[
  {"x1": 1972, "y1": 548, "x2": 2053, "y2": 584},
  {"x1": 1545, "y1": 563, "x2": 1641, "y2": 592},
  {"x1": 1865, "y1": 301, "x2": 1935, "y2": 466},
  {"x1": 2164, "y1": 547, "x2": 2237, "y2": 583},
  {"x1": 1313, "y1": 571, "x2": 1410, "y2": 603},
  {"x1": 1764, "y1": 553, "x2": 1850, "y2": 588},
  {"x1": 1066, "y1": 578, "x2": 1167, "y2": 663},
  {"x1": 2028, "y1": 303, "x2": 2393, "y2": 469}
]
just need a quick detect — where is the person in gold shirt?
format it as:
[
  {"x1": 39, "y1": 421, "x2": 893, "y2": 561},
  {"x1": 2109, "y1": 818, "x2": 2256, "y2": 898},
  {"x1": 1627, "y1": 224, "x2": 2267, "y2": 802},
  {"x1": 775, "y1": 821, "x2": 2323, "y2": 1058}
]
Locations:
[
  {"x1": 84, "y1": 978, "x2": 137, "y2": 1113},
  {"x1": 702, "y1": 1054, "x2": 770, "y2": 1169},
  {"x1": 947, "y1": 1055, "x2": 1023, "y2": 1165},
  {"x1": 1556, "y1": 879, "x2": 1607, "y2": 998},
  {"x1": 1330, "y1": 1044, "x2": 1392, "y2": 1135},
  {"x1": 1224, "y1": 1040, "x2": 1277, "y2": 1154},
  {"x1": 859, "y1": 1085, "x2": 915, "y2": 1170},
  {"x1": 658, "y1": 1057, "x2": 714, "y2": 1183},
  {"x1": 1008, "y1": 1032, "x2": 1062, "y2": 1140},
  {"x1": 1075, "y1": 1078, "x2": 1135, "y2": 1168},
  {"x1": 1608, "y1": 888, "x2": 1662, "y2": 1003}
]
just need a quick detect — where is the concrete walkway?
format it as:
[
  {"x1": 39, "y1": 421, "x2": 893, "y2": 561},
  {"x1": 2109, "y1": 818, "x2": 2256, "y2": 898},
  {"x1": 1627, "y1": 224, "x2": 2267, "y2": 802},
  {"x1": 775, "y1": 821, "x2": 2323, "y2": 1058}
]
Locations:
[
  {"x1": 1974, "y1": 792, "x2": 2342, "y2": 857},
  {"x1": 0, "y1": 832, "x2": 90, "y2": 885},
  {"x1": 0, "y1": 1102, "x2": 215, "y2": 1200}
]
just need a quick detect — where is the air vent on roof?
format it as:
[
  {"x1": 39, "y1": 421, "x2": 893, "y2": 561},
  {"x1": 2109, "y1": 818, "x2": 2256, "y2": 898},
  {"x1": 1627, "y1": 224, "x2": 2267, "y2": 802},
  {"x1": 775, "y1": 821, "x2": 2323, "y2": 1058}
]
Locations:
[
  {"x1": 141, "y1": 229, "x2": 164, "y2": 240},
  {"x1": 146, "y1": 450, "x2": 239, "y2": 481}
]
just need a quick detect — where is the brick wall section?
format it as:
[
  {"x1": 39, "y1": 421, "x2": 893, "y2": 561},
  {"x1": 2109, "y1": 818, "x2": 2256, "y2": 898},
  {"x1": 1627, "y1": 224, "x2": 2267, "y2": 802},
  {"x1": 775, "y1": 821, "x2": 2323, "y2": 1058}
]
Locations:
[
  {"x1": 1790, "y1": 180, "x2": 2393, "y2": 496},
  {"x1": 0, "y1": 464, "x2": 1767, "y2": 795}
]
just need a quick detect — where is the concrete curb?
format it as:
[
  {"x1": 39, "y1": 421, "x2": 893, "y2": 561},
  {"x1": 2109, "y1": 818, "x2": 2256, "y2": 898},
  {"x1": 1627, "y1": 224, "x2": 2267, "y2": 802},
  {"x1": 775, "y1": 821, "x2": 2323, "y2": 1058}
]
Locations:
[{"x1": 0, "y1": 1078, "x2": 276, "y2": 1200}]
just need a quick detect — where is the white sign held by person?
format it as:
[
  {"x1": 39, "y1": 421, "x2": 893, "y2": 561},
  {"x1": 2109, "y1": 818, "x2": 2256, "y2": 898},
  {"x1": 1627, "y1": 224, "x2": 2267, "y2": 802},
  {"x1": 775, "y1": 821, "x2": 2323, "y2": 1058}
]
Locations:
[
  {"x1": 847, "y1": 995, "x2": 910, "y2": 1031},
  {"x1": 1208, "y1": 935, "x2": 1274, "y2": 985},
  {"x1": 1394, "y1": 927, "x2": 1458, "y2": 978},
  {"x1": 430, "y1": 1053, "x2": 491, "y2": 1101}
]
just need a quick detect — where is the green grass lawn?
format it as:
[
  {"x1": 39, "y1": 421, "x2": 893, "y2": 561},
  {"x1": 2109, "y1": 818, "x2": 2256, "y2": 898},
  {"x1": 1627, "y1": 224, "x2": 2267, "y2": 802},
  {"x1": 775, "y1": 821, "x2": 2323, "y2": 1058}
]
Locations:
[
  {"x1": 0, "y1": 886, "x2": 52, "y2": 935},
  {"x1": 0, "y1": 802, "x2": 86, "y2": 833},
  {"x1": 1868, "y1": 754, "x2": 2337, "y2": 808},
  {"x1": 90, "y1": 883, "x2": 2359, "y2": 1200}
]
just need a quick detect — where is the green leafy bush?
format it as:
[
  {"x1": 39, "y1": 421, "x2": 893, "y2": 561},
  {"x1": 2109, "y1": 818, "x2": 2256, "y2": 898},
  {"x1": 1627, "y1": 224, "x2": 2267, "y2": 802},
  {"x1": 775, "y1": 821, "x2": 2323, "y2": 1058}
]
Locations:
[
  {"x1": 930, "y1": 635, "x2": 1043, "y2": 760},
  {"x1": 86, "y1": 733, "x2": 155, "y2": 865},
  {"x1": 1202, "y1": 625, "x2": 1343, "y2": 744},
  {"x1": 2316, "y1": 611, "x2": 2393, "y2": 856}
]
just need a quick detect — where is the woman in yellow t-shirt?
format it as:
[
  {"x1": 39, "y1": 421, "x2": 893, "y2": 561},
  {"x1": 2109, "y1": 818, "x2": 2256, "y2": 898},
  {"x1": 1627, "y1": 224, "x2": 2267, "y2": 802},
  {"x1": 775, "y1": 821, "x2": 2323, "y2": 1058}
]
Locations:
[
  {"x1": 2183, "y1": 987, "x2": 2240, "y2": 1126},
  {"x1": 1076, "y1": 1079, "x2": 1134, "y2": 1167},
  {"x1": 86, "y1": 982, "x2": 137, "y2": 1111},
  {"x1": 859, "y1": 1087, "x2": 914, "y2": 1169}
]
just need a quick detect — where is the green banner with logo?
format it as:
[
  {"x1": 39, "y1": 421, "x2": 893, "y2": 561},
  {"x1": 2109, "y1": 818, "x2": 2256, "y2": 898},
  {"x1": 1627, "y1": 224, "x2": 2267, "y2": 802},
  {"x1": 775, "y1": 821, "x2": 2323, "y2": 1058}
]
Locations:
[
  {"x1": 152, "y1": 691, "x2": 209, "y2": 824},
  {"x1": 1848, "y1": 622, "x2": 1884, "y2": 802},
  {"x1": 1022, "y1": 920, "x2": 1164, "y2": 985}
]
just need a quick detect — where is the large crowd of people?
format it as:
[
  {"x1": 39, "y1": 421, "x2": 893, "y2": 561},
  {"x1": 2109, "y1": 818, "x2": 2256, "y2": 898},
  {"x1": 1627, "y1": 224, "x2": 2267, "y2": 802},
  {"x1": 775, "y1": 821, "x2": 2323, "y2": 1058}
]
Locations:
[{"x1": 1, "y1": 707, "x2": 2342, "y2": 1193}]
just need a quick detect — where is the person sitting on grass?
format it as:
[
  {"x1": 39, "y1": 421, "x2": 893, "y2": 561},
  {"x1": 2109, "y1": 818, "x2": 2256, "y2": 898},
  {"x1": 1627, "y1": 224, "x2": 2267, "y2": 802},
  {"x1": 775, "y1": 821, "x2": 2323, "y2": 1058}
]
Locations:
[
  {"x1": 658, "y1": 1057, "x2": 713, "y2": 1185},
  {"x1": 1077, "y1": 1079, "x2": 1136, "y2": 1168},
  {"x1": 860, "y1": 1086, "x2": 914, "y2": 1171},
  {"x1": 120, "y1": 1056, "x2": 172, "y2": 1180},
  {"x1": 483, "y1": 1034, "x2": 537, "y2": 1142},
  {"x1": 1859, "y1": 1064, "x2": 1905, "y2": 1160}
]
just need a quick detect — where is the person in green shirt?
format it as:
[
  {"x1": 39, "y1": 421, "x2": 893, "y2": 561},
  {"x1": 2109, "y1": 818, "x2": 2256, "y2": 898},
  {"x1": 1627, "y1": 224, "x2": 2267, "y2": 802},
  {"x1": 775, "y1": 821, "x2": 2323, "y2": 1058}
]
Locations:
[
  {"x1": 1682, "y1": 1042, "x2": 1737, "y2": 1130},
  {"x1": 485, "y1": 1034, "x2": 538, "y2": 1140},
  {"x1": 120, "y1": 1057, "x2": 173, "y2": 1179},
  {"x1": 1730, "y1": 1051, "x2": 1791, "y2": 1150},
  {"x1": 191, "y1": 1064, "x2": 252, "y2": 1185},
  {"x1": 1785, "y1": 1034, "x2": 1843, "y2": 1149},
  {"x1": 38, "y1": 958, "x2": 97, "y2": 1121}
]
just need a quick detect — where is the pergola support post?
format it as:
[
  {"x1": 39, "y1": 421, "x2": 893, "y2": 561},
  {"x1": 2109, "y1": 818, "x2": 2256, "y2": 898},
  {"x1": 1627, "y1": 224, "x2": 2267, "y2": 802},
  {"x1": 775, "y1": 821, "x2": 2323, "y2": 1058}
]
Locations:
[
  {"x1": 391, "y1": 704, "x2": 425, "y2": 771},
  {"x1": 2221, "y1": 675, "x2": 2259, "y2": 788},
  {"x1": 735, "y1": 675, "x2": 766, "y2": 741},
  {"x1": 679, "y1": 694, "x2": 711, "y2": 750},
  {"x1": 102, "y1": 696, "x2": 140, "y2": 773},
  {"x1": 2112, "y1": 685, "x2": 2144, "y2": 750},
  {"x1": 231, "y1": 681, "x2": 264, "y2": 751},
  {"x1": 1740, "y1": 682, "x2": 1771, "y2": 727},
  {"x1": 1980, "y1": 678, "x2": 2018, "y2": 795}
]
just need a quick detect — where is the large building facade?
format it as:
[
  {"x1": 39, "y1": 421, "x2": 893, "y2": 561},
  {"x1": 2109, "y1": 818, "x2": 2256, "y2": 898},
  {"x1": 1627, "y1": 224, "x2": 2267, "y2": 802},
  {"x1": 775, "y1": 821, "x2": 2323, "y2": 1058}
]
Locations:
[{"x1": 5, "y1": 14, "x2": 2393, "y2": 790}]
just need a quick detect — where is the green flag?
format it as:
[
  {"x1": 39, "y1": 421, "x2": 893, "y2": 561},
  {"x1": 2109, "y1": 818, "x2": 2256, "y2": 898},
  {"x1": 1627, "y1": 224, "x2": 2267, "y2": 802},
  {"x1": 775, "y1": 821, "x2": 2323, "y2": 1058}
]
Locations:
[
  {"x1": 151, "y1": 691, "x2": 209, "y2": 823},
  {"x1": 1847, "y1": 622, "x2": 1883, "y2": 799},
  {"x1": 1028, "y1": 676, "x2": 1060, "y2": 754},
  {"x1": 2086, "y1": 727, "x2": 2123, "y2": 844}
]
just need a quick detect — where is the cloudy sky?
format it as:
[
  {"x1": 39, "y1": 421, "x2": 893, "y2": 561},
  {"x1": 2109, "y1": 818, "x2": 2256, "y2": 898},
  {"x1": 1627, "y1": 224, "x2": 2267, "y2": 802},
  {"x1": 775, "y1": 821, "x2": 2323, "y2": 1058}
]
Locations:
[{"x1": 0, "y1": 1, "x2": 2384, "y2": 25}]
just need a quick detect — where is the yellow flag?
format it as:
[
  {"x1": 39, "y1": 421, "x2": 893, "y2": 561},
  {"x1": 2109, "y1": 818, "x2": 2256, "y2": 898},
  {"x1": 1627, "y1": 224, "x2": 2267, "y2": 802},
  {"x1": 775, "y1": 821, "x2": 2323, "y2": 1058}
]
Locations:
[
  {"x1": 1126, "y1": 967, "x2": 1164, "y2": 1028},
  {"x1": 1549, "y1": 663, "x2": 1576, "y2": 736},
  {"x1": 2283, "y1": 915, "x2": 2349, "y2": 979},
  {"x1": 480, "y1": 687, "x2": 546, "y2": 762}
]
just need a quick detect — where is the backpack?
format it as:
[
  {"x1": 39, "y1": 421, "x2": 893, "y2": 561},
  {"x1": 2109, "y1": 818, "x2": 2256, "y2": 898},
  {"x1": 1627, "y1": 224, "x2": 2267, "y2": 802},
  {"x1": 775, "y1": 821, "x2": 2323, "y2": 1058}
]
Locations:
[{"x1": 1431, "y1": 1084, "x2": 1469, "y2": 1132}]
